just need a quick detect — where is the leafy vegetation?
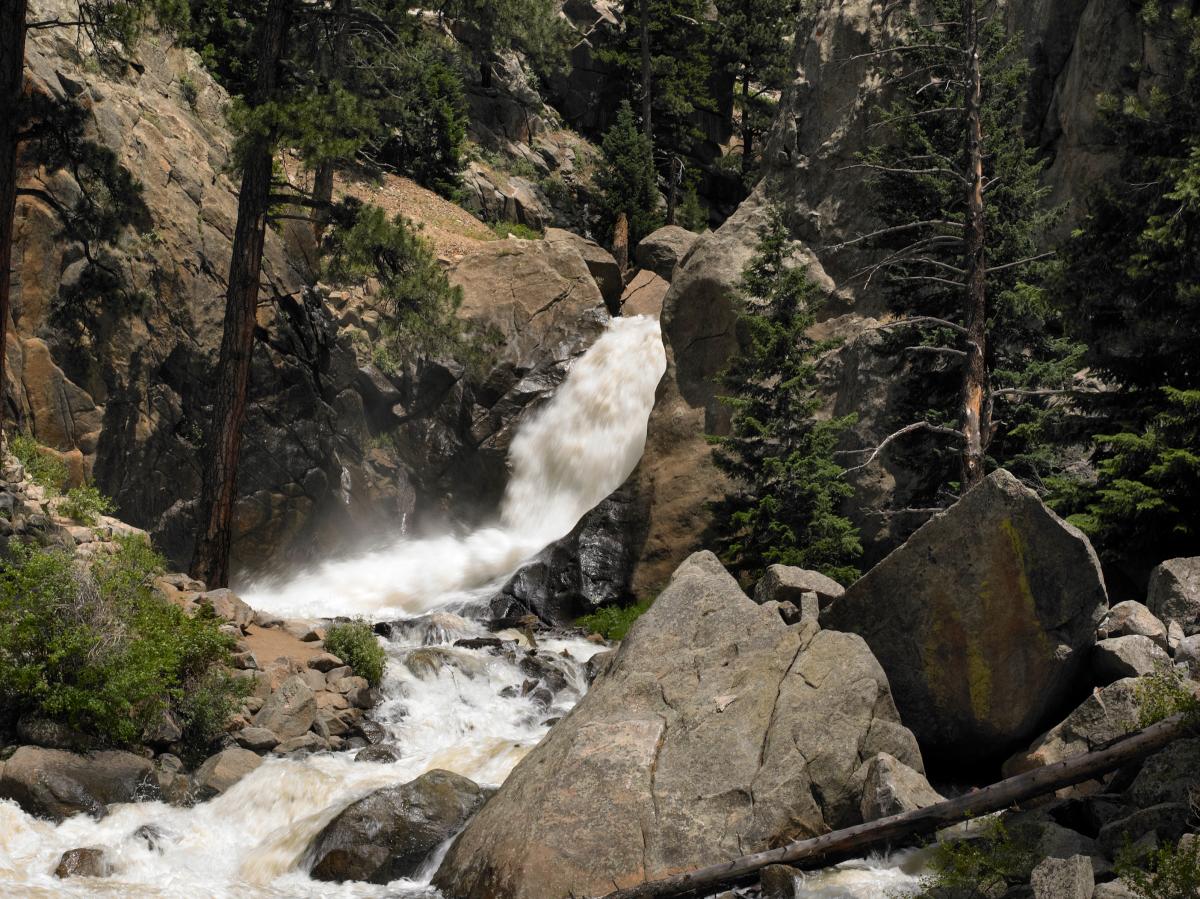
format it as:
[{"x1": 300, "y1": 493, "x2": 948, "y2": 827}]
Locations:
[
  {"x1": 1133, "y1": 662, "x2": 1200, "y2": 731},
  {"x1": 9, "y1": 434, "x2": 69, "y2": 495},
  {"x1": 915, "y1": 817, "x2": 1040, "y2": 898},
  {"x1": 597, "y1": 100, "x2": 663, "y2": 246},
  {"x1": 0, "y1": 538, "x2": 240, "y2": 749},
  {"x1": 1115, "y1": 835, "x2": 1200, "y2": 899},
  {"x1": 492, "y1": 221, "x2": 543, "y2": 241},
  {"x1": 576, "y1": 598, "x2": 654, "y2": 641},
  {"x1": 59, "y1": 484, "x2": 116, "y2": 526},
  {"x1": 713, "y1": 207, "x2": 862, "y2": 586},
  {"x1": 325, "y1": 620, "x2": 386, "y2": 687}
]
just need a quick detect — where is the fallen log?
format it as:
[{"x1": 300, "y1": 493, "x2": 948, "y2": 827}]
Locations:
[{"x1": 599, "y1": 714, "x2": 1188, "y2": 899}]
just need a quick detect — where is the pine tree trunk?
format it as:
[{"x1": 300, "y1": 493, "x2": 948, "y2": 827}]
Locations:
[
  {"x1": 191, "y1": 0, "x2": 291, "y2": 588},
  {"x1": 740, "y1": 72, "x2": 753, "y2": 179},
  {"x1": 639, "y1": 0, "x2": 652, "y2": 140},
  {"x1": 958, "y1": 0, "x2": 988, "y2": 490},
  {"x1": 0, "y1": 1, "x2": 28, "y2": 436},
  {"x1": 613, "y1": 211, "x2": 629, "y2": 275},
  {"x1": 311, "y1": 160, "x2": 334, "y2": 241},
  {"x1": 310, "y1": 0, "x2": 349, "y2": 243},
  {"x1": 665, "y1": 156, "x2": 678, "y2": 226}
]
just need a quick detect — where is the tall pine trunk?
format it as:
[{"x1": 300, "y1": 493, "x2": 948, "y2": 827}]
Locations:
[
  {"x1": 311, "y1": 0, "x2": 350, "y2": 241},
  {"x1": 740, "y1": 72, "x2": 753, "y2": 179},
  {"x1": 958, "y1": 0, "x2": 988, "y2": 489},
  {"x1": 191, "y1": 0, "x2": 291, "y2": 588},
  {"x1": 0, "y1": 1, "x2": 28, "y2": 435},
  {"x1": 639, "y1": 0, "x2": 652, "y2": 139},
  {"x1": 613, "y1": 211, "x2": 629, "y2": 275}
]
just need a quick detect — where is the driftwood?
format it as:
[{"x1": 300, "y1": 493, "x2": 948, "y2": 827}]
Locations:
[{"x1": 599, "y1": 714, "x2": 1187, "y2": 899}]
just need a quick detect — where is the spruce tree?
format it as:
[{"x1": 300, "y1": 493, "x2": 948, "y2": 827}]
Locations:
[
  {"x1": 436, "y1": 0, "x2": 570, "y2": 85},
  {"x1": 714, "y1": 207, "x2": 862, "y2": 585},
  {"x1": 597, "y1": 100, "x2": 662, "y2": 248},
  {"x1": 1051, "y1": 1, "x2": 1200, "y2": 581}
]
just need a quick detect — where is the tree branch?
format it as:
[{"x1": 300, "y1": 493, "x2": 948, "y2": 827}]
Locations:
[
  {"x1": 871, "y1": 316, "x2": 969, "y2": 337},
  {"x1": 836, "y1": 421, "x2": 965, "y2": 473}
]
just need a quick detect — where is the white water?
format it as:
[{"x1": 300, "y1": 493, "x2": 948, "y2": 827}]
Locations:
[{"x1": 0, "y1": 316, "x2": 663, "y2": 897}]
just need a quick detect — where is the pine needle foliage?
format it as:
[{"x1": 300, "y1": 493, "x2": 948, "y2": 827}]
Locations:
[
  {"x1": 597, "y1": 100, "x2": 663, "y2": 245},
  {"x1": 713, "y1": 207, "x2": 862, "y2": 585}
]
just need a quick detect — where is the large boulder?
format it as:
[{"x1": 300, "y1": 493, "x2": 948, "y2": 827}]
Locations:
[
  {"x1": 252, "y1": 675, "x2": 317, "y2": 740},
  {"x1": 858, "y1": 753, "x2": 944, "y2": 821},
  {"x1": 0, "y1": 746, "x2": 157, "y2": 821},
  {"x1": 309, "y1": 769, "x2": 488, "y2": 884},
  {"x1": 1147, "y1": 557, "x2": 1200, "y2": 635},
  {"x1": 1097, "y1": 601, "x2": 1168, "y2": 650},
  {"x1": 620, "y1": 269, "x2": 669, "y2": 319},
  {"x1": 634, "y1": 225, "x2": 700, "y2": 281},
  {"x1": 544, "y1": 228, "x2": 623, "y2": 312},
  {"x1": 754, "y1": 564, "x2": 845, "y2": 609},
  {"x1": 1092, "y1": 635, "x2": 1170, "y2": 685},
  {"x1": 433, "y1": 551, "x2": 923, "y2": 899},
  {"x1": 192, "y1": 747, "x2": 263, "y2": 800},
  {"x1": 824, "y1": 470, "x2": 1108, "y2": 764}
]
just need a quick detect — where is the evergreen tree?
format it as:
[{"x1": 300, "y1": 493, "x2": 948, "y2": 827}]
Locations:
[
  {"x1": 714, "y1": 0, "x2": 797, "y2": 181},
  {"x1": 714, "y1": 207, "x2": 862, "y2": 585},
  {"x1": 436, "y1": 0, "x2": 570, "y2": 86},
  {"x1": 1051, "y1": 1, "x2": 1200, "y2": 581},
  {"x1": 597, "y1": 100, "x2": 662, "y2": 247},
  {"x1": 842, "y1": 0, "x2": 1071, "y2": 502}
]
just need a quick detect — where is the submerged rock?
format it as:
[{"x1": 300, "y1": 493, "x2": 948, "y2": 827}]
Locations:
[
  {"x1": 308, "y1": 769, "x2": 487, "y2": 884},
  {"x1": 825, "y1": 470, "x2": 1108, "y2": 764},
  {"x1": 54, "y1": 847, "x2": 110, "y2": 878},
  {"x1": 433, "y1": 551, "x2": 922, "y2": 899}
]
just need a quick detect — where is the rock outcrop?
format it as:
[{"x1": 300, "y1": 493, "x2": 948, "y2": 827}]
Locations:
[
  {"x1": 1147, "y1": 557, "x2": 1200, "y2": 636},
  {"x1": 309, "y1": 769, "x2": 488, "y2": 884},
  {"x1": 634, "y1": 225, "x2": 700, "y2": 281},
  {"x1": 0, "y1": 746, "x2": 157, "y2": 821},
  {"x1": 825, "y1": 470, "x2": 1108, "y2": 765},
  {"x1": 433, "y1": 551, "x2": 923, "y2": 899}
]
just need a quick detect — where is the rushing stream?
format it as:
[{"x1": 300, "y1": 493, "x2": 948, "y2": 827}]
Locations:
[{"x1": 0, "y1": 314, "x2": 922, "y2": 897}]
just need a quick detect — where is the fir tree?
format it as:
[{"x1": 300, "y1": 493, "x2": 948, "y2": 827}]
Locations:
[
  {"x1": 436, "y1": 0, "x2": 570, "y2": 85},
  {"x1": 597, "y1": 100, "x2": 663, "y2": 247},
  {"x1": 714, "y1": 207, "x2": 862, "y2": 585},
  {"x1": 1051, "y1": 1, "x2": 1200, "y2": 582}
]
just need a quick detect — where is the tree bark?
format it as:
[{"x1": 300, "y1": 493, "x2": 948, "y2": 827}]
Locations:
[
  {"x1": 958, "y1": 0, "x2": 988, "y2": 489},
  {"x1": 639, "y1": 0, "x2": 652, "y2": 140},
  {"x1": 612, "y1": 211, "x2": 629, "y2": 276},
  {"x1": 740, "y1": 72, "x2": 753, "y2": 179},
  {"x1": 191, "y1": 0, "x2": 291, "y2": 588},
  {"x1": 600, "y1": 715, "x2": 1189, "y2": 899},
  {"x1": 665, "y1": 155, "x2": 678, "y2": 226},
  {"x1": 0, "y1": 0, "x2": 28, "y2": 435},
  {"x1": 311, "y1": 0, "x2": 350, "y2": 242}
]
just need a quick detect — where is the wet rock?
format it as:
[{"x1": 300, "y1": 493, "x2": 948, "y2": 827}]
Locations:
[
  {"x1": 54, "y1": 847, "x2": 110, "y2": 878},
  {"x1": 355, "y1": 744, "x2": 402, "y2": 764},
  {"x1": 235, "y1": 727, "x2": 280, "y2": 752},
  {"x1": 253, "y1": 675, "x2": 316, "y2": 740},
  {"x1": 619, "y1": 269, "x2": 668, "y2": 319},
  {"x1": 759, "y1": 864, "x2": 799, "y2": 899},
  {"x1": 1147, "y1": 557, "x2": 1200, "y2": 635},
  {"x1": 274, "y1": 733, "x2": 328, "y2": 755},
  {"x1": 433, "y1": 551, "x2": 923, "y2": 899},
  {"x1": 133, "y1": 823, "x2": 177, "y2": 853},
  {"x1": 192, "y1": 747, "x2": 263, "y2": 800},
  {"x1": 0, "y1": 746, "x2": 157, "y2": 821},
  {"x1": 1030, "y1": 855, "x2": 1093, "y2": 899},
  {"x1": 1092, "y1": 636, "x2": 1170, "y2": 685},
  {"x1": 825, "y1": 470, "x2": 1108, "y2": 764},
  {"x1": 857, "y1": 753, "x2": 944, "y2": 821},
  {"x1": 753, "y1": 564, "x2": 845, "y2": 609},
  {"x1": 309, "y1": 769, "x2": 488, "y2": 884},
  {"x1": 1097, "y1": 601, "x2": 1168, "y2": 650},
  {"x1": 634, "y1": 226, "x2": 700, "y2": 281}
]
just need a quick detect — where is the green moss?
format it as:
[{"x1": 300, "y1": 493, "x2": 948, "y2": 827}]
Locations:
[
  {"x1": 491, "y1": 221, "x2": 542, "y2": 240},
  {"x1": 576, "y1": 598, "x2": 654, "y2": 641}
]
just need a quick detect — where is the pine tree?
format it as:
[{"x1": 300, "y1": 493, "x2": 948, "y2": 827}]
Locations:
[
  {"x1": 714, "y1": 207, "x2": 862, "y2": 585},
  {"x1": 714, "y1": 0, "x2": 797, "y2": 181},
  {"x1": 436, "y1": 0, "x2": 570, "y2": 86},
  {"x1": 840, "y1": 0, "x2": 1070, "y2": 502},
  {"x1": 597, "y1": 100, "x2": 662, "y2": 248},
  {"x1": 1051, "y1": 1, "x2": 1200, "y2": 581}
]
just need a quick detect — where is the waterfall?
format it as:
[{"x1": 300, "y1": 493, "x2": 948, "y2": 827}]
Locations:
[
  {"x1": 0, "y1": 315, "x2": 666, "y2": 898},
  {"x1": 239, "y1": 314, "x2": 668, "y2": 620}
]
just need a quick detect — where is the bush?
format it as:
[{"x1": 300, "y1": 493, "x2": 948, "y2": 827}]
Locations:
[
  {"x1": 0, "y1": 538, "x2": 240, "y2": 748},
  {"x1": 325, "y1": 620, "x2": 386, "y2": 687},
  {"x1": 1135, "y1": 662, "x2": 1200, "y2": 731},
  {"x1": 576, "y1": 598, "x2": 654, "y2": 641},
  {"x1": 491, "y1": 220, "x2": 542, "y2": 240},
  {"x1": 59, "y1": 484, "x2": 115, "y2": 525},
  {"x1": 1116, "y1": 836, "x2": 1200, "y2": 899},
  {"x1": 915, "y1": 817, "x2": 1040, "y2": 897},
  {"x1": 8, "y1": 434, "x2": 69, "y2": 494}
]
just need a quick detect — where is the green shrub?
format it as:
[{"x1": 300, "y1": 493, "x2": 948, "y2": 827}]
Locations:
[
  {"x1": 325, "y1": 620, "x2": 386, "y2": 687},
  {"x1": 176, "y1": 666, "x2": 250, "y2": 766},
  {"x1": 59, "y1": 484, "x2": 116, "y2": 525},
  {"x1": 8, "y1": 434, "x2": 69, "y2": 494},
  {"x1": 178, "y1": 73, "x2": 199, "y2": 109},
  {"x1": 915, "y1": 817, "x2": 1039, "y2": 898},
  {"x1": 576, "y1": 598, "x2": 654, "y2": 642},
  {"x1": 492, "y1": 221, "x2": 542, "y2": 240},
  {"x1": 1135, "y1": 662, "x2": 1200, "y2": 731},
  {"x1": 1116, "y1": 835, "x2": 1200, "y2": 899},
  {"x1": 0, "y1": 538, "x2": 240, "y2": 748}
]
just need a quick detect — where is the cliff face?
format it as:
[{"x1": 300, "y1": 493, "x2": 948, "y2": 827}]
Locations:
[{"x1": 633, "y1": 0, "x2": 1167, "y2": 590}]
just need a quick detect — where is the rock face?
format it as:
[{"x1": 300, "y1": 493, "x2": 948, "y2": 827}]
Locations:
[
  {"x1": 858, "y1": 753, "x2": 944, "y2": 822},
  {"x1": 634, "y1": 226, "x2": 700, "y2": 281},
  {"x1": 0, "y1": 747, "x2": 157, "y2": 821},
  {"x1": 544, "y1": 228, "x2": 623, "y2": 312},
  {"x1": 1097, "y1": 601, "x2": 1168, "y2": 650},
  {"x1": 753, "y1": 564, "x2": 845, "y2": 609},
  {"x1": 1091, "y1": 636, "x2": 1170, "y2": 685},
  {"x1": 1031, "y1": 855, "x2": 1094, "y2": 899},
  {"x1": 1147, "y1": 557, "x2": 1200, "y2": 635},
  {"x1": 825, "y1": 470, "x2": 1108, "y2": 764},
  {"x1": 308, "y1": 769, "x2": 487, "y2": 884},
  {"x1": 619, "y1": 269, "x2": 669, "y2": 319},
  {"x1": 433, "y1": 551, "x2": 923, "y2": 899}
]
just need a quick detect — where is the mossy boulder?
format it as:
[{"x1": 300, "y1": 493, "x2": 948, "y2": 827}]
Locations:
[{"x1": 825, "y1": 470, "x2": 1108, "y2": 766}]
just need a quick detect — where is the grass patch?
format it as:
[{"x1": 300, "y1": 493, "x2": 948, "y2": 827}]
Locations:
[
  {"x1": 325, "y1": 619, "x2": 386, "y2": 687},
  {"x1": 492, "y1": 221, "x2": 542, "y2": 241},
  {"x1": 9, "y1": 434, "x2": 69, "y2": 494},
  {"x1": 576, "y1": 598, "x2": 654, "y2": 642},
  {"x1": 60, "y1": 484, "x2": 115, "y2": 525},
  {"x1": 0, "y1": 538, "x2": 242, "y2": 751},
  {"x1": 1135, "y1": 662, "x2": 1200, "y2": 730}
]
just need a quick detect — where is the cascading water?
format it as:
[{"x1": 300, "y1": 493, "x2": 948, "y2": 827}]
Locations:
[{"x1": 0, "y1": 315, "x2": 667, "y2": 898}]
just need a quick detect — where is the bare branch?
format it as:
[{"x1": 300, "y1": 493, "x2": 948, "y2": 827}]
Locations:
[
  {"x1": 986, "y1": 252, "x2": 1056, "y2": 274},
  {"x1": 837, "y1": 421, "x2": 965, "y2": 473},
  {"x1": 905, "y1": 345, "x2": 967, "y2": 359},
  {"x1": 829, "y1": 220, "x2": 963, "y2": 252},
  {"x1": 839, "y1": 162, "x2": 969, "y2": 184},
  {"x1": 871, "y1": 316, "x2": 970, "y2": 337}
]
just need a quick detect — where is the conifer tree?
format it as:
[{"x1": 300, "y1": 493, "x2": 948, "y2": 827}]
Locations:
[
  {"x1": 1051, "y1": 1, "x2": 1200, "y2": 581},
  {"x1": 597, "y1": 100, "x2": 662, "y2": 248},
  {"x1": 714, "y1": 207, "x2": 862, "y2": 585},
  {"x1": 839, "y1": 0, "x2": 1069, "y2": 501},
  {"x1": 436, "y1": 0, "x2": 570, "y2": 86}
]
